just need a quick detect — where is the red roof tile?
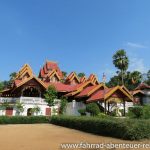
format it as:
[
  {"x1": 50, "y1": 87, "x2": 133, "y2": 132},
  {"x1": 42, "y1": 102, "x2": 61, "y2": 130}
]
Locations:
[
  {"x1": 46, "y1": 61, "x2": 63, "y2": 78},
  {"x1": 39, "y1": 61, "x2": 63, "y2": 79},
  {"x1": 14, "y1": 79, "x2": 22, "y2": 87},
  {"x1": 86, "y1": 88, "x2": 113, "y2": 102},
  {"x1": 44, "y1": 82, "x2": 75, "y2": 92},
  {"x1": 65, "y1": 72, "x2": 80, "y2": 84},
  {"x1": 80, "y1": 76, "x2": 87, "y2": 83},
  {"x1": 135, "y1": 83, "x2": 150, "y2": 90},
  {"x1": 76, "y1": 85, "x2": 98, "y2": 97}
]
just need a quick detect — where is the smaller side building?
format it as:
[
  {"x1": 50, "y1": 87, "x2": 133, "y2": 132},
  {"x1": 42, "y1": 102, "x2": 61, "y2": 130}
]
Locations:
[{"x1": 132, "y1": 83, "x2": 150, "y2": 105}]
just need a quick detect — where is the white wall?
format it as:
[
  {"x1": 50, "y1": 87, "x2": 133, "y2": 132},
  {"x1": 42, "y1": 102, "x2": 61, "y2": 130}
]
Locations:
[{"x1": 65, "y1": 100, "x2": 86, "y2": 116}]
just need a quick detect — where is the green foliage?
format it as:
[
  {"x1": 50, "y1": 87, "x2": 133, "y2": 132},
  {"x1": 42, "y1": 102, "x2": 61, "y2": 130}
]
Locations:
[
  {"x1": 78, "y1": 108, "x2": 86, "y2": 116},
  {"x1": 142, "y1": 105, "x2": 150, "y2": 119},
  {"x1": 124, "y1": 71, "x2": 142, "y2": 90},
  {"x1": 0, "y1": 82, "x2": 4, "y2": 92},
  {"x1": 62, "y1": 71, "x2": 67, "y2": 78},
  {"x1": 44, "y1": 85, "x2": 58, "y2": 107},
  {"x1": 106, "y1": 75, "x2": 121, "y2": 87},
  {"x1": 52, "y1": 107, "x2": 58, "y2": 115},
  {"x1": 144, "y1": 70, "x2": 150, "y2": 85},
  {"x1": 9, "y1": 72, "x2": 17, "y2": 81},
  {"x1": 15, "y1": 101, "x2": 24, "y2": 115},
  {"x1": 32, "y1": 106, "x2": 41, "y2": 115},
  {"x1": 113, "y1": 49, "x2": 129, "y2": 72},
  {"x1": 97, "y1": 113, "x2": 111, "y2": 119},
  {"x1": 59, "y1": 97, "x2": 68, "y2": 114},
  {"x1": 86, "y1": 103, "x2": 100, "y2": 116},
  {"x1": 0, "y1": 72, "x2": 17, "y2": 90},
  {"x1": 0, "y1": 102, "x2": 10, "y2": 111},
  {"x1": 107, "y1": 71, "x2": 142, "y2": 90},
  {"x1": 113, "y1": 49, "x2": 129, "y2": 85},
  {"x1": 128, "y1": 106, "x2": 143, "y2": 119},
  {"x1": 0, "y1": 116, "x2": 49, "y2": 124},
  {"x1": 128, "y1": 105, "x2": 150, "y2": 119},
  {"x1": 78, "y1": 72, "x2": 85, "y2": 78},
  {"x1": 50, "y1": 115, "x2": 150, "y2": 140}
]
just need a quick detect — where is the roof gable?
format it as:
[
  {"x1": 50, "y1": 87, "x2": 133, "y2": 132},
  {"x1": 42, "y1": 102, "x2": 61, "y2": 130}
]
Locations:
[
  {"x1": 12, "y1": 76, "x2": 47, "y2": 92},
  {"x1": 87, "y1": 86, "x2": 133, "y2": 103},
  {"x1": 135, "y1": 83, "x2": 150, "y2": 90},
  {"x1": 87, "y1": 74, "x2": 99, "y2": 85},
  {"x1": 15, "y1": 64, "x2": 33, "y2": 80},
  {"x1": 76, "y1": 83, "x2": 107, "y2": 98},
  {"x1": 65, "y1": 72, "x2": 80, "y2": 84},
  {"x1": 65, "y1": 81, "x2": 95, "y2": 97}
]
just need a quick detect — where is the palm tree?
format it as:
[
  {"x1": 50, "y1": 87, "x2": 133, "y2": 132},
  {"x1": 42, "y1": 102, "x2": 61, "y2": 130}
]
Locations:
[{"x1": 113, "y1": 49, "x2": 129, "y2": 85}]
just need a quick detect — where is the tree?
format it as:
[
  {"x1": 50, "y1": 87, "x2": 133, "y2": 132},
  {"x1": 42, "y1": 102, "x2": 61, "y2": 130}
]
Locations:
[
  {"x1": 144, "y1": 70, "x2": 150, "y2": 85},
  {"x1": 32, "y1": 106, "x2": 41, "y2": 116},
  {"x1": 78, "y1": 72, "x2": 85, "y2": 78},
  {"x1": 9, "y1": 72, "x2": 17, "y2": 81},
  {"x1": 86, "y1": 103, "x2": 100, "y2": 116},
  {"x1": 107, "y1": 71, "x2": 142, "y2": 90},
  {"x1": 126, "y1": 71, "x2": 142, "y2": 90},
  {"x1": 0, "y1": 82, "x2": 4, "y2": 92},
  {"x1": 15, "y1": 101, "x2": 24, "y2": 116},
  {"x1": 0, "y1": 72, "x2": 17, "y2": 90},
  {"x1": 62, "y1": 71, "x2": 67, "y2": 78},
  {"x1": 113, "y1": 49, "x2": 129, "y2": 85},
  {"x1": 106, "y1": 75, "x2": 121, "y2": 87},
  {"x1": 59, "y1": 97, "x2": 68, "y2": 114},
  {"x1": 1, "y1": 81, "x2": 10, "y2": 89},
  {"x1": 44, "y1": 85, "x2": 58, "y2": 107}
]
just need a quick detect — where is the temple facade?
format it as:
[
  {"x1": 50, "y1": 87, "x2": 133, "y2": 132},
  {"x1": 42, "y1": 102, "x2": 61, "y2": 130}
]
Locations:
[
  {"x1": 131, "y1": 83, "x2": 150, "y2": 105},
  {"x1": 0, "y1": 61, "x2": 134, "y2": 116}
]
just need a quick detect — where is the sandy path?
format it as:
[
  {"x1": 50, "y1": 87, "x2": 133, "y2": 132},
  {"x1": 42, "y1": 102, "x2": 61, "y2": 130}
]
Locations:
[{"x1": 0, "y1": 124, "x2": 149, "y2": 150}]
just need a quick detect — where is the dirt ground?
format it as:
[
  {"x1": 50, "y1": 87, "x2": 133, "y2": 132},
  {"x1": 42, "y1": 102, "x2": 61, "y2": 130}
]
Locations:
[{"x1": 0, "y1": 124, "x2": 149, "y2": 150}]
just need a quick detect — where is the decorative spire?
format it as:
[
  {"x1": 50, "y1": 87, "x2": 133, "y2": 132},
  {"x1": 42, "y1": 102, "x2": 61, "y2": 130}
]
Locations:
[{"x1": 102, "y1": 73, "x2": 106, "y2": 84}]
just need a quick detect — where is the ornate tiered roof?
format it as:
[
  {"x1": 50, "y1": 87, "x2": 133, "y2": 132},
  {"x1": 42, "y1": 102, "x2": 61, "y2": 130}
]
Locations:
[
  {"x1": 1, "y1": 61, "x2": 133, "y2": 102},
  {"x1": 15, "y1": 64, "x2": 33, "y2": 80},
  {"x1": 39, "y1": 61, "x2": 63, "y2": 80}
]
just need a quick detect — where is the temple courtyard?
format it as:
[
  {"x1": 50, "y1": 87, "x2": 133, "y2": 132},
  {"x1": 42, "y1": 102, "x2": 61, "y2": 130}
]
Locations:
[{"x1": 0, "y1": 124, "x2": 149, "y2": 150}]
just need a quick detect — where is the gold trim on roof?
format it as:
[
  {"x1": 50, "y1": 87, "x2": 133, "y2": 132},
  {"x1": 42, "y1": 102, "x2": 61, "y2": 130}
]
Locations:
[{"x1": 15, "y1": 64, "x2": 33, "y2": 80}]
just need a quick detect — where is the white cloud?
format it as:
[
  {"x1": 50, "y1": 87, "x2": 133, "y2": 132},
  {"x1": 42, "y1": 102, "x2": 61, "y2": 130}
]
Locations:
[
  {"x1": 126, "y1": 42, "x2": 147, "y2": 49},
  {"x1": 129, "y1": 57, "x2": 147, "y2": 73}
]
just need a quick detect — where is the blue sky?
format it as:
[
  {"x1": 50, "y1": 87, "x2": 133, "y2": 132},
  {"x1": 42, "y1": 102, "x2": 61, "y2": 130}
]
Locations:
[{"x1": 0, "y1": 0, "x2": 149, "y2": 81}]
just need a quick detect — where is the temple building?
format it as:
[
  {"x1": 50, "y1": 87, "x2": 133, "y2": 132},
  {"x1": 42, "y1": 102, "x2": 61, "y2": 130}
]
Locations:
[
  {"x1": 0, "y1": 61, "x2": 133, "y2": 116},
  {"x1": 131, "y1": 83, "x2": 150, "y2": 105}
]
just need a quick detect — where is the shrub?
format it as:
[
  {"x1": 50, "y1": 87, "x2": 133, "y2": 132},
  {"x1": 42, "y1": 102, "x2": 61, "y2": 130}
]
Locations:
[
  {"x1": 142, "y1": 105, "x2": 150, "y2": 119},
  {"x1": 97, "y1": 113, "x2": 111, "y2": 119},
  {"x1": 50, "y1": 115, "x2": 150, "y2": 140},
  {"x1": 86, "y1": 103, "x2": 100, "y2": 116},
  {"x1": 128, "y1": 106, "x2": 143, "y2": 119},
  {"x1": 78, "y1": 109, "x2": 86, "y2": 116},
  {"x1": 59, "y1": 97, "x2": 68, "y2": 114},
  {"x1": 0, "y1": 116, "x2": 49, "y2": 124}
]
